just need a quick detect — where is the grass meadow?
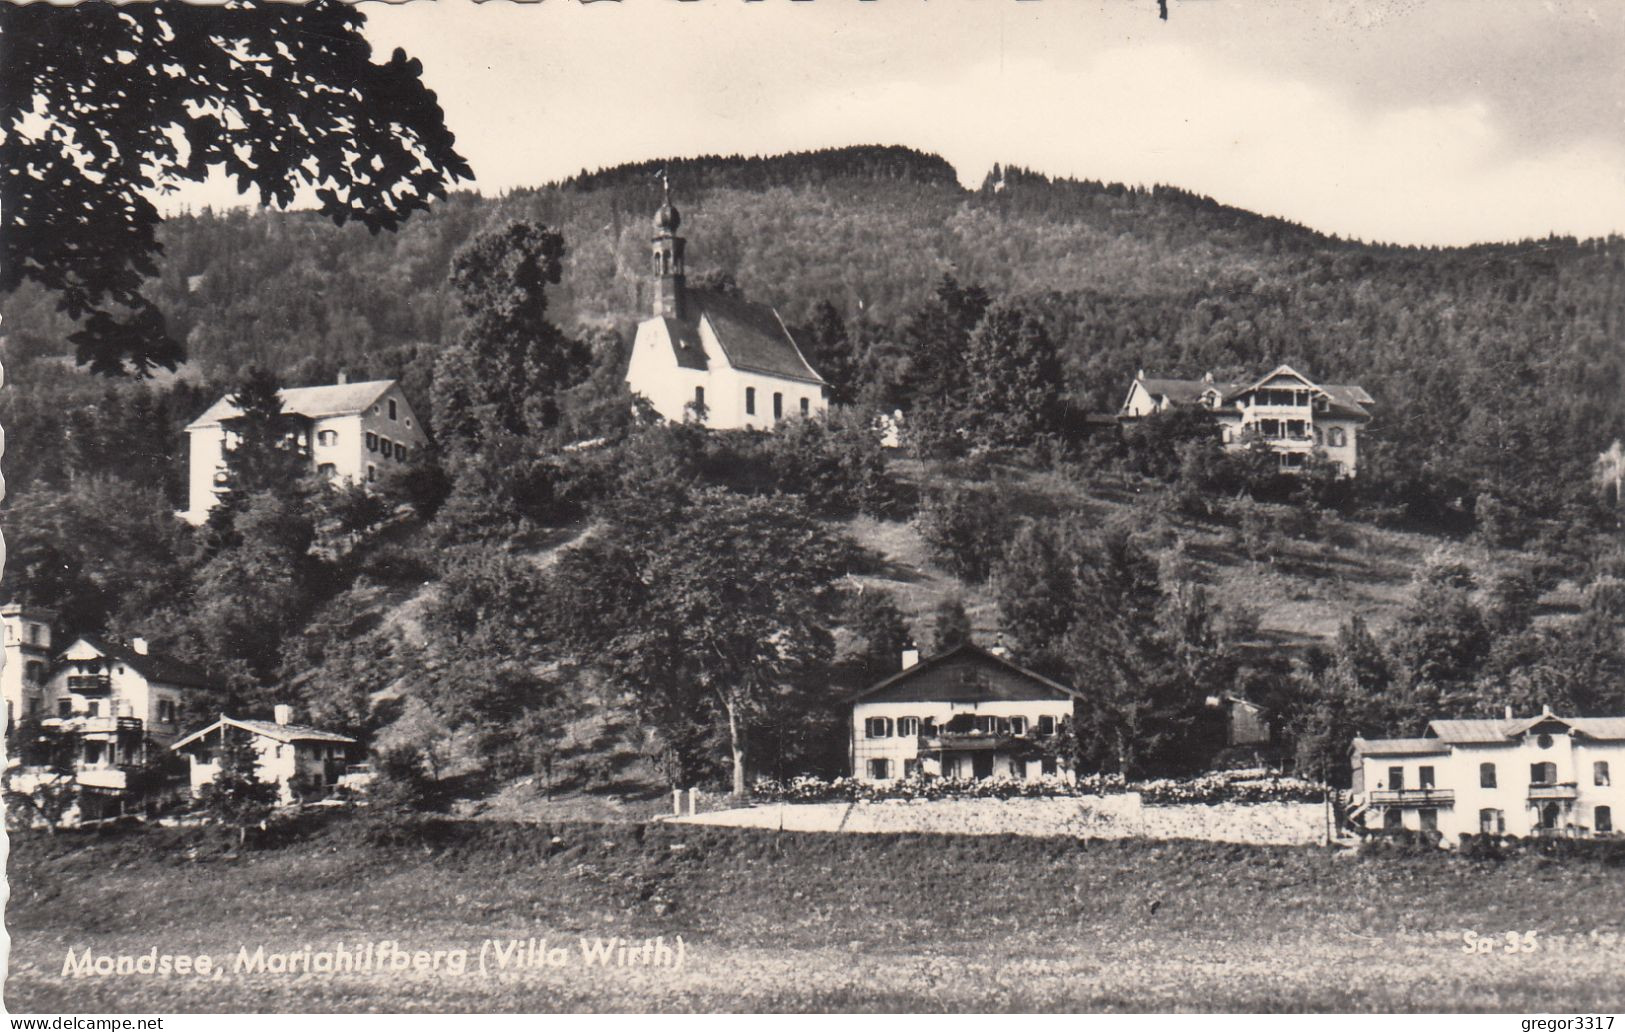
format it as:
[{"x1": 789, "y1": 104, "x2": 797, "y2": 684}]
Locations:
[{"x1": 6, "y1": 815, "x2": 1625, "y2": 1012}]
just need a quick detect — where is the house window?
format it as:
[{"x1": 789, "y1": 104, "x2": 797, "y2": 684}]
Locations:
[
  {"x1": 318, "y1": 463, "x2": 337, "y2": 478},
  {"x1": 1038, "y1": 716, "x2": 1056, "y2": 736},
  {"x1": 317, "y1": 430, "x2": 337, "y2": 447},
  {"x1": 1327, "y1": 426, "x2": 1347, "y2": 448},
  {"x1": 1040, "y1": 757, "x2": 1057, "y2": 776},
  {"x1": 1419, "y1": 766, "x2": 1435, "y2": 789},
  {"x1": 902, "y1": 758, "x2": 919, "y2": 777},
  {"x1": 1597, "y1": 761, "x2": 1611, "y2": 787},
  {"x1": 1480, "y1": 762, "x2": 1497, "y2": 788},
  {"x1": 773, "y1": 392, "x2": 783, "y2": 420},
  {"x1": 158, "y1": 700, "x2": 175, "y2": 724},
  {"x1": 1382, "y1": 808, "x2": 1402, "y2": 830},
  {"x1": 366, "y1": 432, "x2": 379, "y2": 452},
  {"x1": 867, "y1": 758, "x2": 891, "y2": 780},
  {"x1": 1008, "y1": 716, "x2": 1027, "y2": 736},
  {"x1": 397, "y1": 445, "x2": 409, "y2": 463},
  {"x1": 388, "y1": 399, "x2": 398, "y2": 420},
  {"x1": 1531, "y1": 762, "x2": 1557, "y2": 786},
  {"x1": 800, "y1": 397, "x2": 810, "y2": 416},
  {"x1": 1259, "y1": 418, "x2": 1280, "y2": 438},
  {"x1": 1598, "y1": 806, "x2": 1614, "y2": 834},
  {"x1": 58, "y1": 700, "x2": 71, "y2": 718},
  {"x1": 745, "y1": 387, "x2": 755, "y2": 415},
  {"x1": 864, "y1": 716, "x2": 892, "y2": 739},
  {"x1": 379, "y1": 437, "x2": 393, "y2": 459},
  {"x1": 896, "y1": 717, "x2": 920, "y2": 737},
  {"x1": 367, "y1": 465, "x2": 377, "y2": 483},
  {"x1": 87, "y1": 701, "x2": 100, "y2": 717},
  {"x1": 24, "y1": 661, "x2": 44, "y2": 683},
  {"x1": 1419, "y1": 808, "x2": 1438, "y2": 832},
  {"x1": 1480, "y1": 808, "x2": 1505, "y2": 834},
  {"x1": 977, "y1": 715, "x2": 1002, "y2": 734},
  {"x1": 1388, "y1": 766, "x2": 1404, "y2": 790}
]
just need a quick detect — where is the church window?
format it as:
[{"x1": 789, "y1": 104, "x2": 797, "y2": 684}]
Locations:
[
  {"x1": 773, "y1": 392, "x2": 783, "y2": 420},
  {"x1": 694, "y1": 386, "x2": 705, "y2": 411},
  {"x1": 800, "y1": 397, "x2": 810, "y2": 416},
  {"x1": 745, "y1": 387, "x2": 755, "y2": 415}
]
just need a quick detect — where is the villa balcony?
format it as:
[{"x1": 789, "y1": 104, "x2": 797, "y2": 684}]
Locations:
[
  {"x1": 76, "y1": 767, "x2": 129, "y2": 792},
  {"x1": 1368, "y1": 787, "x2": 1455, "y2": 806},
  {"x1": 919, "y1": 732, "x2": 1040, "y2": 754},
  {"x1": 1528, "y1": 782, "x2": 1579, "y2": 801},
  {"x1": 67, "y1": 675, "x2": 112, "y2": 694}
]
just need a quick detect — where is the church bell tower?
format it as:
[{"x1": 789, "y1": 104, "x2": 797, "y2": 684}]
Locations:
[{"x1": 652, "y1": 172, "x2": 686, "y2": 320}]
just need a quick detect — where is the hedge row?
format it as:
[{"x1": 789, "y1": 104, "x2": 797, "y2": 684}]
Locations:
[{"x1": 750, "y1": 768, "x2": 1326, "y2": 805}]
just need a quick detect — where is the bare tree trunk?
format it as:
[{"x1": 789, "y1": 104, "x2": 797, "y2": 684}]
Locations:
[{"x1": 726, "y1": 699, "x2": 747, "y2": 797}]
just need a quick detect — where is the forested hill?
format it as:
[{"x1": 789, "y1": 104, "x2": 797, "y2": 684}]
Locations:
[{"x1": 4, "y1": 144, "x2": 1622, "y2": 503}]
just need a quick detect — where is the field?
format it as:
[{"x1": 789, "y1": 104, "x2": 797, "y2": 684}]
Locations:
[{"x1": 7, "y1": 816, "x2": 1625, "y2": 1012}]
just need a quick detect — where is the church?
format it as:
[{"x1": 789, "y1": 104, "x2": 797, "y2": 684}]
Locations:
[{"x1": 624, "y1": 184, "x2": 829, "y2": 429}]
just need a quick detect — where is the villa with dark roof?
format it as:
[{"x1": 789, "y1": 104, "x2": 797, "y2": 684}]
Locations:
[
  {"x1": 850, "y1": 642, "x2": 1084, "y2": 783},
  {"x1": 39, "y1": 633, "x2": 219, "y2": 795},
  {"x1": 1120, "y1": 365, "x2": 1373, "y2": 476},
  {"x1": 183, "y1": 375, "x2": 428, "y2": 525},
  {"x1": 625, "y1": 182, "x2": 829, "y2": 429},
  {"x1": 1349, "y1": 707, "x2": 1625, "y2": 843}
]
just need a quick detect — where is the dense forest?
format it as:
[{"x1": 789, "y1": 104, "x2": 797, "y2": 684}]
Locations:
[{"x1": 5, "y1": 144, "x2": 1623, "y2": 793}]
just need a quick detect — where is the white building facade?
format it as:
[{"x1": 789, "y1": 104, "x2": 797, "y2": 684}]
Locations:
[
  {"x1": 38, "y1": 634, "x2": 216, "y2": 793},
  {"x1": 3, "y1": 604, "x2": 54, "y2": 730},
  {"x1": 172, "y1": 708, "x2": 357, "y2": 805},
  {"x1": 625, "y1": 186, "x2": 829, "y2": 429},
  {"x1": 183, "y1": 378, "x2": 428, "y2": 525},
  {"x1": 1350, "y1": 709, "x2": 1625, "y2": 842},
  {"x1": 1120, "y1": 365, "x2": 1372, "y2": 476},
  {"x1": 850, "y1": 643, "x2": 1082, "y2": 783}
]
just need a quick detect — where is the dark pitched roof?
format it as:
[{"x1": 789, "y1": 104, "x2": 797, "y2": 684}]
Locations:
[
  {"x1": 1135, "y1": 366, "x2": 1372, "y2": 420},
  {"x1": 851, "y1": 642, "x2": 1083, "y2": 705},
  {"x1": 660, "y1": 317, "x2": 708, "y2": 372},
  {"x1": 68, "y1": 635, "x2": 216, "y2": 690},
  {"x1": 689, "y1": 289, "x2": 826, "y2": 386},
  {"x1": 1427, "y1": 715, "x2": 1625, "y2": 743}
]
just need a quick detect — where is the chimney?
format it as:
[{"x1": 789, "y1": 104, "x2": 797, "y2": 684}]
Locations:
[
  {"x1": 1542, "y1": 703, "x2": 1552, "y2": 718},
  {"x1": 1504, "y1": 705, "x2": 1514, "y2": 721},
  {"x1": 901, "y1": 645, "x2": 920, "y2": 670},
  {"x1": 131, "y1": 637, "x2": 149, "y2": 656},
  {"x1": 337, "y1": 369, "x2": 348, "y2": 385},
  {"x1": 274, "y1": 704, "x2": 293, "y2": 726}
]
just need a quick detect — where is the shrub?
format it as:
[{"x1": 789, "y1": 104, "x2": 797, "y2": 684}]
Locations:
[{"x1": 915, "y1": 485, "x2": 1012, "y2": 583}]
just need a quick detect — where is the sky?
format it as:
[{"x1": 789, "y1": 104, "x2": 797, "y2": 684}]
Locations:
[{"x1": 178, "y1": 0, "x2": 1625, "y2": 246}]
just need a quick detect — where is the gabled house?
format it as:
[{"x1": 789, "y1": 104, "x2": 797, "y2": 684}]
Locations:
[
  {"x1": 1350, "y1": 707, "x2": 1625, "y2": 842},
  {"x1": 172, "y1": 706, "x2": 358, "y2": 805},
  {"x1": 39, "y1": 634, "x2": 216, "y2": 793},
  {"x1": 182, "y1": 376, "x2": 429, "y2": 524},
  {"x1": 625, "y1": 182, "x2": 829, "y2": 429},
  {"x1": 1120, "y1": 364, "x2": 1373, "y2": 476},
  {"x1": 850, "y1": 642, "x2": 1084, "y2": 783}
]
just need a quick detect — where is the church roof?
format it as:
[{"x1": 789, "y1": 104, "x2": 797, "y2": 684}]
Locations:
[
  {"x1": 687, "y1": 289, "x2": 826, "y2": 386},
  {"x1": 185, "y1": 380, "x2": 398, "y2": 430}
]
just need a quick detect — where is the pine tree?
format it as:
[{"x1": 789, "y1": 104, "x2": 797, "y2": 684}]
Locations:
[{"x1": 198, "y1": 729, "x2": 279, "y2": 847}]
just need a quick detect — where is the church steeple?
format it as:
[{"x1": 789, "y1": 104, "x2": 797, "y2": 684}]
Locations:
[{"x1": 652, "y1": 171, "x2": 686, "y2": 319}]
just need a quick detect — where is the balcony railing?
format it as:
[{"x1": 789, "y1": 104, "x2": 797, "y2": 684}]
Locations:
[
  {"x1": 1369, "y1": 788, "x2": 1455, "y2": 806},
  {"x1": 1528, "y1": 782, "x2": 1579, "y2": 801},
  {"x1": 67, "y1": 675, "x2": 112, "y2": 694}
]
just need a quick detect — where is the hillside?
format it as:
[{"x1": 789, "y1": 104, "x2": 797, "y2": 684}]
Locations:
[{"x1": 5, "y1": 144, "x2": 1619, "y2": 518}]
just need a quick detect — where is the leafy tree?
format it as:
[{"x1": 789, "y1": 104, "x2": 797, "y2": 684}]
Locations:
[
  {"x1": 963, "y1": 301, "x2": 1065, "y2": 448},
  {"x1": 797, "y1": 300, "x2": 862, "y2": 406},
  {"x1": 1, "y1": 0, "x2": 471, "y2": 375},
  {"x1": 930, "y1": 595, "x2": 974, "y2": 652},
  {"x1": 843, "y1": 588, "x2": 913, "y2": 683},
  {"x1": 915, "y1": 485, "x2": 1011, "y2": 583},
  {"x1": 197, "y1": 730, "x2": 279, "y2": 846},
  {"x1": 552, "y1": 489, "x2": 851, "y2": 795},
  {"x1": 367, "y1": 745, "x2": 439, "y2": 814},
  {"x1": 431, "y1": 221, "x2": 589, "y2": 453}
]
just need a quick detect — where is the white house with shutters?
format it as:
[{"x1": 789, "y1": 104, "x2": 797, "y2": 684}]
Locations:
[
  {"x1": 1120, "y1": 365, "x2": 1373, "y2": 476},
  {"x1": 1349, "y1": 707, "x2": 1625, "y2": 843},
  {"x1": 182, "y1": 377, "x2": 428, "y2": 525},
  {"x1": 850, "y1": 642, "x2": 1084, "y2": 784},
  {"x1": 625, "y1": 183, "x2": 829, "y2": 430}
]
